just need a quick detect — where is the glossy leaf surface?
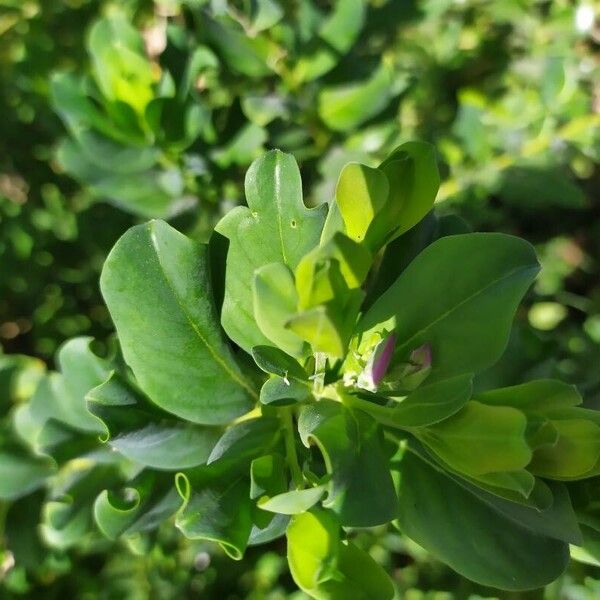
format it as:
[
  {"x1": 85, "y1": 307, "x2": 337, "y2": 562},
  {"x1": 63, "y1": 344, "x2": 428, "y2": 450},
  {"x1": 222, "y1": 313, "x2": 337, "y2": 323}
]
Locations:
[
  {"x1": 101, "y1": 220, "x2": 255, "y2": 424},
  {"x1": 359, "y1": 233, "x2": 540, "y2": 381}
]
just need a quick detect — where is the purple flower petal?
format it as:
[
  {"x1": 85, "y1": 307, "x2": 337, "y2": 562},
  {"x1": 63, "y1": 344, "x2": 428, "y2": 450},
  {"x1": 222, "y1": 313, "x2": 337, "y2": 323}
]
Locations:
[{"x1": 371, "y1": 334, "x2": 397, "y2": 386}]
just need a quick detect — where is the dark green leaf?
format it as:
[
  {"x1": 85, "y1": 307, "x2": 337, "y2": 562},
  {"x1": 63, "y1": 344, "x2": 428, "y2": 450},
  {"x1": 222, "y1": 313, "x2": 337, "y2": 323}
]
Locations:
[
  {"x1": 94, "y1": 471, "x2": 180, "y2": 540},
  {"x1": 250, "y1": 454, "x2": 287, "y2": 500},
  {"x1": 207, "y1": 417, "x2": 281, "y2": 467},
  {"x1": 359, "y1": 233, "x2": 540, "y2": 382},
  {"x1": 318, "y1": 64, "x2": 392, "y2": 132},
  {"x1": 175, "y1": 471, "x2": 253, "y2": 560},
  {"x1": 87, "y1": 372, "x2": 221, "y2": 470},
  {"x1": 100, "y1": 220, "x2": 256, "y2": 424},
  {"x1": 298, "y1": 401, "x2": 396, "y2": 527},
  {"x1": 395, "y1": 451, "x2": 569, "y2": 590},
  {"x1": 252, "y1": 345, "x2": 308, "y2": 381},
  {"x1": 0, "y1": 445, "x2": 55, "y2": 500}
]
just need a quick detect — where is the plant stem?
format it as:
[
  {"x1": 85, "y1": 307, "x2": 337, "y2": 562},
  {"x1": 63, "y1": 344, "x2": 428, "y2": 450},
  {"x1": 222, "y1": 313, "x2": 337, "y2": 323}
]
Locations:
[
  {"x1": 312, "y1": 352, "x2": 327, "y2": 398},
  {"x1": 281, "y1": 407, "x2": 304, "y2": 489}
]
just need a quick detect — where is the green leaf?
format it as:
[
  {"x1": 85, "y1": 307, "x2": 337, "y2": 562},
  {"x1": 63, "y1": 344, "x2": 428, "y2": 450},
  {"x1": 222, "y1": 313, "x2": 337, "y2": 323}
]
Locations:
[
  {"x1": 4, "y1": 492, "x2": 47, "y2": 570},
  {"x1": 86, "y1": 372, "x2": 221, "y2": 470},
  {"x1": 207, "y1": 417, "x2": 281, "y2": 467},
  {"x1": 41, "y1": 461, "x2": 123, "y2": 550},
  {"x1": 475, "y1": 379, "x2": 582, "y2": 412},
  {"x1": 87, "y1": 15, "x2": 153, "y2": 113},
  {"x1": 51, "y1": 72, "x2": 140, "y2": 145},
  {"x1": 295, "y1": 233, "x2": 372, "y2": 306},
  {"x1": 529, "y1": 419, "x2": 600, "y2": 480},
  {"x1": 145, "y1": 96, "x2": 208, "y2": 151},
  {"x1": 72, "y1": 129, "x2": 158, "y2": 175},
  {"x1": 572, "y1": 528, "x2": 600, "y2": 567},
  {"x1": 259, "y1": 485, "x2": 326, "y2": 515},
  {"x1": 334, "y1": 163, "x2": 389, "y2": 244},
  {"x1": 19, "y1": 337, "x2": 109, "y2": 437},
  {"x1": 249, "y1": 512, "x2": 290, "y2": 546},
  {"x1": 250, "y1": 454, "x2": 287, "y2": 500},
  {"x1": 287, "y1": 509, "x2": 394, "y2": 600},
  {"x1": 287, "y1": 509, "x2": 340, "y2": 592},
  {"x1": 476, "y1": 381, "x2": 600, "y2": 480},
  {"x1": 482, "y1": 480, "x2": 583, "y2": 546},
  {"x1": 204, "y1": 15, "x2": 272, "y2": 78},
  {"x1": 293, "y1": 0, "x2": 365, "y2": 82},
  {"x1": 251, "y1": 345, "x2": 308, "y2": 381},
  {"x1": 287, "y1": 295, "x2": 363, "y2": 359},
  {"x1": 395, "y1": 451, "x2": 570, "y2": 590},
  {"x1": 247, "y1": 0, "x2": 284, "y2": 33},
  {"x1": 260, "y1": 376, "x2": 311, "y2": 406},
  {"x1": 56, "y1": 337, "x2": 112, "y2": 432},
  {"x1": 41, "y1": 500, "x2": 91, "y2": 550},
  {"x1": 0, "y1": 444, "x2": 55, "y2": 500},
  {"x1": 212, "y1": 122, "x2": 267, "y2": 168},
  {"x1": 365, "y1": 374, "x2": 473, "y2": 428},
  {"x1": 100, "y1": 220, "x2": 255, "y2": 425},
  {"x1": 94, "y1": 472, "x2": 180, "y2": 540},
  {"x1": 34, "y1": 420, "x2": 98, "y2": 465},
  {"x1": 253, "y1": 263, "x2": 305, "y2": 356},
  {"x1": 321, "y1": 540, "x2": 395, "y2": 600},
  {"x1": 298, "y1": 401, "x2": 397, "y2": 527},
  {"x1": 216, "y1": 150, "x2": 327, "y2": 353},
  {"x1": 175, "y1": 470, "x2": 253, "y2": 560},
  {"x1": 410, "y1": 440, "x2": 544, "y2": 507},
  {"x1": 409, "y1": 440, "x2": 581, "y2": 544},
  {"x1": 417, "y1": 400, "x2": 531, "y2": 478},
  {"x1": 358, "y1": 233, "x2": 540, "y2": 382},
  {"x1": 369, "y1": 141, "x2": 440, "y2": 243},
  {"x1": 56, "y1": 139, "x2": 188, "y2": 219},
  {"x1": 363, "y1": 211, "x2": 439, "y2": 309},
  {"x1": 242, "y1": 93, "x2": 288, "y2": 126},
  {"x1": 318, "y1": 64, "x2": 392, "y2": 131}
]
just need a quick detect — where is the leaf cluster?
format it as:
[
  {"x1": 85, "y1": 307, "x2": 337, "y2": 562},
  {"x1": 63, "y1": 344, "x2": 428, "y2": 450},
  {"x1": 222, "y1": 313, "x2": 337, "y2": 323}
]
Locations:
[{"x1": 3, "y1": 145, "x2": 600, "y2": 597}]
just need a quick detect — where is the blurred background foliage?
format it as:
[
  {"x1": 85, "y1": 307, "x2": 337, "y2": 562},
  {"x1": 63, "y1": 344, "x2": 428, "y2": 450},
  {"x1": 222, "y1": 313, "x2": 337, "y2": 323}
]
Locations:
[{"x1": 0, "y1": 0, "x2": 599, "y2": 597}]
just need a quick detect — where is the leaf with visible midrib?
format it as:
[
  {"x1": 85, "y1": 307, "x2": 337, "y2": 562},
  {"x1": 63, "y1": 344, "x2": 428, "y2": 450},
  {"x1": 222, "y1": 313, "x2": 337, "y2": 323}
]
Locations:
[
  {"x1": 100, "y1": 219, "x2": 255, "y2": 425},
  {"x1": 395, "y1": 451, "x2": 570, "y2": 590},
  {"x1": 215, "y1": 150, "x2": 327, "y2": 353},
  {"x1": 358, "y1": 233, "x2": 540, "y2": 382},
  {"x1": 86, "y1": 371, "x2": 222, "y2": 470}
]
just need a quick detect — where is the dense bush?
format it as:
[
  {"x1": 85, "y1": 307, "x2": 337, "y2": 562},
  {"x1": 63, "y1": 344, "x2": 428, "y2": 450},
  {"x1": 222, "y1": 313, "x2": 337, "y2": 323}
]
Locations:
[{"x1": 1, "y1": 0, "x2": 599, "y2": 598}]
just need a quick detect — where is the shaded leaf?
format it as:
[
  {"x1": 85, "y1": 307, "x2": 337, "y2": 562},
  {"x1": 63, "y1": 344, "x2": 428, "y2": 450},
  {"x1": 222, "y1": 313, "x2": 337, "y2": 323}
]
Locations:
[
  {"x1": 94, "y1": 471, "x2": 180, "y2": 540},
  {"x1": 175, "y1": 470, "x2": 253, "y2": 560},
  {"x1": 395, "y1": 451, "x2": 569, "y2": 590},
  {"x1": 87, "y1": 372, "x2": 221, "y2": 470},
  {"x1": 298, "y1": 401, "x2": 396, "y2": 527}
]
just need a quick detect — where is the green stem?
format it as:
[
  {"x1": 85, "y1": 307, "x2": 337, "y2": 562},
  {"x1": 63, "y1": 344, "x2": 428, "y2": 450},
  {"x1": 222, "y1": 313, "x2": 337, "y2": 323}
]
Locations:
[
  {"x1": 312, "y1": 352, "x2": 327, "y2": 399},
  {"x1": 281, "y1": 407, "x2": 304, "y2": 489}
]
